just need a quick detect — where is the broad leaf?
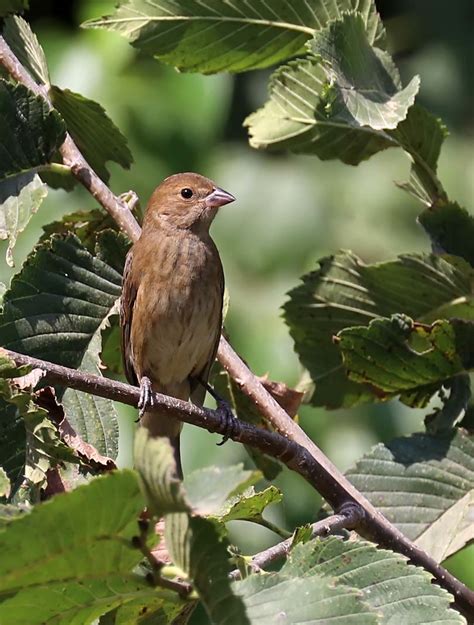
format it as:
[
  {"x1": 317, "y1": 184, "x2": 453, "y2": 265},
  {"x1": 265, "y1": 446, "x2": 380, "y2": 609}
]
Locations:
[
  {"x1": 281, "y1": 536, "x2": 465, "y2": 624},
  {"x1": 346, "y1": 429, "x2": 474, "y2": 561},
  {"x1": 283, "y1": 251, "x2": 474, "y2": 408},
  {"x1": 2, "y1": 16, "x2": 49, "y2": 85},
  {"x1": 419, "y1": 201, "x2": 474, "y2": 265},
  {"x1": 83, "y1": 0, "x2": 384, "y2": 74},
  {"x1": 113, "y1": 593, "x2": 192, "y2": 625},
  {"x1": 0, "y1": 80, "x2": 65, "y2": 264},
  {"x1": 0, "y1": 173, "x2": 47, "y2": 266},
  {"x1": 337, "y1": 315, "x2": 474, "y2": 400},
  {"x1": 50, "y1": 87, "x2": 132, "y2": 182},
  {"x1": 310, "y1": 12, "x2": 419, "y2": 130},
  {"x1": 235, "y1": 572, "x2": 377, "y2": 625},
  {"x1": 0, "y1": 233, "x2": 123, "y2": 458}
]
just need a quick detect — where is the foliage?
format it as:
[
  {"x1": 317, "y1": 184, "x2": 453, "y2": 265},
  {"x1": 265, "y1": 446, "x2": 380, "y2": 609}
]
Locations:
[{"x1": 0, "y1": 1, "x2": 472, "y2": 624}]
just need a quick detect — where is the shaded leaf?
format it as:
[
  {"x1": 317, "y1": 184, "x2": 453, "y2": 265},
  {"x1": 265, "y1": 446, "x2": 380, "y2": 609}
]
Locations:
[
  {"x1": 2, "y1": 16, "x2": 49, "y2": 85},
  {"x1": 0, "y1": 172, "x2": 47, "y2": 267},
  {"x1": 337, "y1": 315, "x2": 474, "y2": 400},
  {"x1": 419, "y1": 201, "x2": 474, "y2": 265},
  {"x1": 310, "y1": 12, "x2": 419, "y2": 130},
  {"x1": 83, "y1": 0, "x2": 384, "y2": 74},
  {"x1": 0, "y1": 80, "x2": 65, "y2": 179},
  {"x1": 282, "y1": 536, "x2": 465, "y2": 624},
  {"x1": 114, "y1": 593, "x2": 192, "y2": 625},
  {"x1": 345, "y1": 429, "x2": 474, "y2": 560},
  {"x1": 41, "y1": 208, "x2": 119, "y2": 254},
  {"x1": 235, "y1": 572, "x2": 377, "y2": 625},
  {"x1": 283, "y1": 251, "x2": 474, "y2": 408},
  {"x1": 0, "y1": 233, "x2": 122, "y2": 458},
  {"x1": 50, "y1": 86, "x2": 132, "y2": 182},
  {"x1": 0, "y1": 0, "x2": 28, "y2": 17}
]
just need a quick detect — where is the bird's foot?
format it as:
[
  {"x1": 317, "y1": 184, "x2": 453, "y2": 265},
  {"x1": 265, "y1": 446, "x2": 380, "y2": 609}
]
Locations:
[
  {"x1": 216, "y1": 398, "x2": 237, "y2": 446},
  {"x1": 138, "y1": 376, "x2": 154, "y2": 418}
]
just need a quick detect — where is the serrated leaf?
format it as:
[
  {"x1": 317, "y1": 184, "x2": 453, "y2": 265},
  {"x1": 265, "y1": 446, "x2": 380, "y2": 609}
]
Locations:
[
  {"x1": 0, "y1": 80, "x2": 65, "y2": 179},
  {"x1": 41, "y1": 208, "x2": 119, "y2": 253},
  {"x1": 185, "y1": 464, "x2": 261, "y2": 515},
  {"x1": 419, "y1": 201, "x2": 474, "y2": 265},
  {"x1": 283, "y1": 251, "x2": 474, "y2": 408},
  {"x1": 50, "y1": 86, "x2": 132, "y2": 182},
  {"x1": 83, "y1": 0, "x2": 384, "y2": 74},
  {"x1": 0, "y1": 172, "x2": 47, "y2": 267},
  {"x1": 281, "y1": 536, "x2": 465, "y2": 624},
  {"x1": 337, "y1": 315, "x2": 474, "y2": 400},
  {"x1": 235, "y1": 572, "x2": 377, "y2": 625},
  {"x1": 0, "y1": 467, "x2": 10, "y2": 499},
  {"x1": 310, "y1": 12, "x2": 419, "y2": 130},
  {"x1": 217, "y1": 486, "x2": 282, "y2": 523},
  {"x1": 0, "y1": 470, "x2": 144, "y2": 592},
  {"x1": 0, "y1": 233, "x2": 123, "y2": 458},
  {"x1": 2, "y1": 15, "x2": 49, "y2": 85},
  {"x1": 0, "y1": 0, "x2": 28, "y2": 17},
  {"x1": 346, "y1": 429, "x2": 474, "y2": 560}
]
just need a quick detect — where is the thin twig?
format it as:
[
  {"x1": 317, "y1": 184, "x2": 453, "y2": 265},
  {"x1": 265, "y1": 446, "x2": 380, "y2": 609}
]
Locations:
[
  {"x1": 3, "y1": 348, "x2": 474, "y2": 618},
  {"x1": 230, "y1": 503, "x2": 363, "y2": 580}
]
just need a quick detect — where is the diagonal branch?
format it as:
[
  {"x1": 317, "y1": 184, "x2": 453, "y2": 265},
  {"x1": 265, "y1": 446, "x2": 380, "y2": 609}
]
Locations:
[{"x1": 3, "y1": 347, "x2": 474, "y2": 617}]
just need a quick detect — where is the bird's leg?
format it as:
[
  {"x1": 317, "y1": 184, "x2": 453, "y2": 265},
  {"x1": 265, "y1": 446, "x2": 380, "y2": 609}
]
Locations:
[
  {"x1": 198, "y1": 378, "x2": 236, "y2": 446},
  {"x1": 138, "y1": 376, "x2": 154, "y2": 418}
]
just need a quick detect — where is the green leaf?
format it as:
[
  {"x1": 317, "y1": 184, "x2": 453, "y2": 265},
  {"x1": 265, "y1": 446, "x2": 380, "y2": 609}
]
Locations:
[
  {"x1": 83, "y1": 0, "x2": 385, "y2": 74},
  {"x1": 346, "y1": 429, "x2": 474, "y2": 561},
  {"x1": 50, "y1": 87, "x2": 132, "y2": 182},
  {"x1": 216, "y1": 486, "x2": 282, "y2": 524},
  {"x1": 0, "y1": 0, "x2": 28, "y2": 17},
  {"x1": 0, "y1": 80, "x2": 65, "y2": 179},
  {"x1": 0, "y1": 467, "x2": 10, "y2": 499},
  {"x1": 281, "y1": 536, "x2": 465, "y2": 624},
  {"x1": 337, "y1": 315, "x2": 474, "y2": 401},
  {"x1": 419, "y1": 201, "x2": 474, "y2": 265},
  {"x1": 0, "y1": 233, "x2": 122, "y2": 458},
  {"x1": 283, "y1": 251, "x2": 474, "y2": 408},
  {"x1": 2, "y1": 16, "x2": 49, "y2": 85},
  {"x1": 114, "y1": 593, "x2": 192, "y2": 625},
  {"x1": 310, "y1": 12, "x2": 419, "y2": 130},
  {"x1": 0, "y1": 470, "x2": 144, "y2": 592},
  {"x1": 0, "y1": 172, "x2": 47, "y2": 267},
  {"x1": 235, "y1": 572, "x2": 377, "y2": 625},
  {"x1": 41, "y1": 208, "x2": 119, "y2": 253}
]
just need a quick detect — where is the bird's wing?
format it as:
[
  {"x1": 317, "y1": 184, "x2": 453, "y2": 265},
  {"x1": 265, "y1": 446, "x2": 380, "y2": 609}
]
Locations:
[
  {"x1": 190, "y1": 273, "x2": 224, "y2": 407},
  {"x1": 120, "y1": 249, "x2": 138, "y2": 386}
]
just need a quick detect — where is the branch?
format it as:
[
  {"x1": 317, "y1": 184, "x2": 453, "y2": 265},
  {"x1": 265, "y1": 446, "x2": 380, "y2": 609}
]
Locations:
[
  {"x1": 230, "y1": 503, "x2": 364, "y2": 581},
  {"x1": 1, "y1": 38, "x2": 473, "y2": 619},
  {"x1": 3, "y1": 348, "x2": 474, "y2": 617}
]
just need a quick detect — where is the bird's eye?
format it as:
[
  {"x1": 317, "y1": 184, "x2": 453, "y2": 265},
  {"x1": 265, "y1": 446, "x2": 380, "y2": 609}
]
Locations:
[{"x1": 181, "y1": 188, "x2": 193, "y2": 199}]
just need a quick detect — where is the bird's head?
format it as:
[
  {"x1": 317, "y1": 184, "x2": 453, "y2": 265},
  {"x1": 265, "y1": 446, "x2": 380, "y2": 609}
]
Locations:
[{"x1": 143, "y1": 172, "x2": 235, "y2": 233}]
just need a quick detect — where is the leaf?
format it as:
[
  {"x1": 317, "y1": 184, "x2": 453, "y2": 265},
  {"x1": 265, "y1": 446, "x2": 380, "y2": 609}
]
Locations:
[
  {"x1": 281, "y1": 536, "x2": 465, "y2": 624},
  {"x1": 83, "y1": 0, "x2": 385, "y2": 74},
  {"x1": 0, "y1": 80, "x2": 65, "y2": 179},
  {"x1": 310, "y1": 12, "x2": 419, "y2": 130},
  {"x1": 235, "y1": 572, "x2": 377, "y2": 625},
  {"x1": 0, "y1": 172, "x2": 47, "y2": 267},
  {"x1": 0, "y1": 467, "x2": 10, "y2": 499},
  {"x1": 2, "y1": 16, "x2": 50, "y2": 85},
  {"x1": 419, "y1": 201, "x2": 474, "y2": 265},
  {"x1": 337, "y1": 315, "x2": 474, "y2": 400},
  {"x1": 0, "y1": 470, "x2": 144, "y2": 592},
  {"x1": 41, "y1": 208, "x2": 119, "y2": 253},
  {"x1": 216, "y1": 486, "x2": 282, "y2": 524},
  {"x1": 346, "y1": 429, "x2": 474, "y2": 560},
  {"x1": 185, "y1": 464, "x2": 261, "y2": 515},
  {"x1": 50, "y1": 86, "x2": 133, "y2": 182},
  {"x1": 113, "y1": 593, "x2": 192, "y2": 625},
  {"x1": 283, "y1": 251, "x2": 474, "y2": 408},
  {"x1": 0, "y1": 233, "x2": 123, "y2": 458},
  {"x1": 0, "y1": 0, "x2": 28, "y2": 17}
]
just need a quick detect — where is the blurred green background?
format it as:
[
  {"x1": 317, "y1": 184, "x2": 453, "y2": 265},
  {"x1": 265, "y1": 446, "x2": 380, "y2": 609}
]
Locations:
[{"x1": 1, "y1": 0, "x2": 472, "y2": 605}]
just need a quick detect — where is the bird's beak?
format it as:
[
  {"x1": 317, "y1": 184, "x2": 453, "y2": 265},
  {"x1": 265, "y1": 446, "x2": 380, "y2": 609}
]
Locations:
[{"x1": 205, "y1": 187, "x2": 235, "y2": 208}]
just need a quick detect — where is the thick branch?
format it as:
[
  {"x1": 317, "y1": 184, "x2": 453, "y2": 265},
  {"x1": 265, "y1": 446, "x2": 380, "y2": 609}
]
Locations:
[{"x1": 4, "y1": 348, "x2": 474, "y2": 617}]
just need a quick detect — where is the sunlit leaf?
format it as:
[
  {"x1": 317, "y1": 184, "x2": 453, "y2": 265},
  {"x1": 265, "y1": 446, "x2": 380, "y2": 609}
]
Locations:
[{"x1": 2, "y1": 15, "x2": 49, "y2": 85}]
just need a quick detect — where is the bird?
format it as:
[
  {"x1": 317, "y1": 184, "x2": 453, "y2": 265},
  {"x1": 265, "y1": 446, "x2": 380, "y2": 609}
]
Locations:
[{"x1": 120, "y1": 172, "x2": 235, "y2": 478}]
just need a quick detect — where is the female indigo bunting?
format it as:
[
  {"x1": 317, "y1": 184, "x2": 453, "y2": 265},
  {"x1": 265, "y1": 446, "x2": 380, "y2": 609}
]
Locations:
[{"x1": 120, "y1": 173, "x2": 235, "y2": 478}]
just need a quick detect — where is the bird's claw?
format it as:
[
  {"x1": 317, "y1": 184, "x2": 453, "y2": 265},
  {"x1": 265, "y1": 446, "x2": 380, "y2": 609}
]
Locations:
[
  {"x1": 138, "y1": 376, "x2": 154, "y2": 418},
  {"x1": 216, "y1": 399, "x2": 237, "y2": 446}
]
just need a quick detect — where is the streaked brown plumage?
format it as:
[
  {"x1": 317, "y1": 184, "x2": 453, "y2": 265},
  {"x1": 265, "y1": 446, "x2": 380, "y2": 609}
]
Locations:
[{"x1": 120, "y1": 172, "x2": 235, "y2": 477}]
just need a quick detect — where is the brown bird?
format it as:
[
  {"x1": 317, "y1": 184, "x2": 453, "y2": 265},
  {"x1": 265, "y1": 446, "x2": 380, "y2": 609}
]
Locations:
[{"x1": 120, "y1": 172, "x2": 235, "y2": 478}]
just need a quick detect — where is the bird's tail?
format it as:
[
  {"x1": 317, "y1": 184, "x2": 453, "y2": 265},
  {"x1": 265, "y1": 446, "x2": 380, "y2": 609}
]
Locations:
[{"x1": 140, "y1": 409, "x2": 183, "y2": 479}]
